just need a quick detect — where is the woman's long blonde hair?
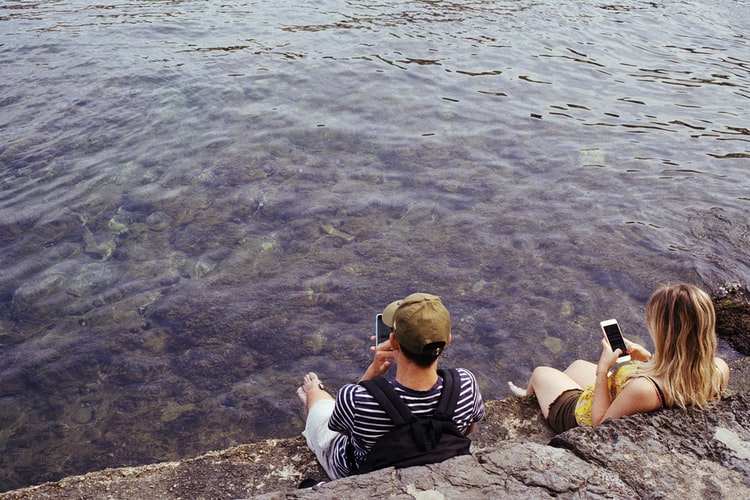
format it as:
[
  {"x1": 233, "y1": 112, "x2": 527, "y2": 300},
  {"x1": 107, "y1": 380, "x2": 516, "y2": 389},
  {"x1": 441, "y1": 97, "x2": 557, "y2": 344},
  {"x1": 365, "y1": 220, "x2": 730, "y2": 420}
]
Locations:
[{"x1": 640, "y1": 283, "x2": 722, "y2": 409}]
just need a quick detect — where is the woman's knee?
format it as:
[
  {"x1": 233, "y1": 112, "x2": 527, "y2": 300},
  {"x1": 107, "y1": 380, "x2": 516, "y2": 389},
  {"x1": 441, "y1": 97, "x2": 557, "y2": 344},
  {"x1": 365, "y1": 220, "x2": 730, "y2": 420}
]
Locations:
[
  {"x1": 529, "y1": 366, "x2": 559, "y2": 386},
  {"x1": 565, "y1": 360, "x2": 593, "y2": 372},
  {"x1": 562, "y1": 360, "x2": 596, "y2": 387}
]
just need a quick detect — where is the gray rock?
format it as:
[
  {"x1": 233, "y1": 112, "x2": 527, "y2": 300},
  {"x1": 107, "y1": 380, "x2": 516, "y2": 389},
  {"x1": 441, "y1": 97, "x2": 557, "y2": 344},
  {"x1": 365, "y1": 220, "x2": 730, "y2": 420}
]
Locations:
[
  {"x1": 260, "y1": 443, "x2": 632, "y2": 499},
  {"x1": 1, "y1": 358, "x2": 748, "y2": 500},
  {"x1": 551, "y1": 392, "x2": 750, "y2": 498}
]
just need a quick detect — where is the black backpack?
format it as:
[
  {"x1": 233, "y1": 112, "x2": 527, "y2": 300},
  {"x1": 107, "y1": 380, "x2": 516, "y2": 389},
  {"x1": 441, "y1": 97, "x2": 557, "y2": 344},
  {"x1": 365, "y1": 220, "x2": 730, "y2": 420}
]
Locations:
[{"x1": 347, "y1": 368, "x2": 472, "y2": 475}]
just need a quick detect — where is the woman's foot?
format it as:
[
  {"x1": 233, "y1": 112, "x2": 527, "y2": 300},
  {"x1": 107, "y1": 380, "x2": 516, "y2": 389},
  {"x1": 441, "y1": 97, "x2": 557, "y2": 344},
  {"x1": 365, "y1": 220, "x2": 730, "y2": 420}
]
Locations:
[{"x1": 508, "y1": 381, "x2": 528, "y2": 396}]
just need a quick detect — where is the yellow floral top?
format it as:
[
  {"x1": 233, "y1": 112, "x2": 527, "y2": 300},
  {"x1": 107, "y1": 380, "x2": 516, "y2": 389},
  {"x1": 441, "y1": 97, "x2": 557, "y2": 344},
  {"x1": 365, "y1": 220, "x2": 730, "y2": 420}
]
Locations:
[{"x1": 574, "y1": 362, "x2": 664, "y2": 426}]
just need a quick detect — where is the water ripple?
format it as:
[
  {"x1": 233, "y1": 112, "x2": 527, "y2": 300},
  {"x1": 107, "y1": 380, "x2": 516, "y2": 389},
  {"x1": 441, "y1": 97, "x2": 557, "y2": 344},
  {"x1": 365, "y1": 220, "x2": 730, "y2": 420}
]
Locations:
[{"x1": 1, "y1": 0, "x2": 749, "y2": 492}]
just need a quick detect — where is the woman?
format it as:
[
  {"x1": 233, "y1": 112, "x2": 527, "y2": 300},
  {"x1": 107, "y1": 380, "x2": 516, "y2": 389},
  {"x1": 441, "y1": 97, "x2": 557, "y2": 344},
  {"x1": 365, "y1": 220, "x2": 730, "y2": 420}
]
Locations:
[{"x1": 508, "y1": 283, "x2": 730, "y2": 433}]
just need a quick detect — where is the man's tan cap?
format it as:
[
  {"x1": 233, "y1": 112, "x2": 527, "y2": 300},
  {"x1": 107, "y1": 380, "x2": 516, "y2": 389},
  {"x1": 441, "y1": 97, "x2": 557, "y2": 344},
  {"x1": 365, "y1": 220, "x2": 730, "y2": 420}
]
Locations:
[{"x1": 382, "y1": 293, "x2": 450, "y2": 356}]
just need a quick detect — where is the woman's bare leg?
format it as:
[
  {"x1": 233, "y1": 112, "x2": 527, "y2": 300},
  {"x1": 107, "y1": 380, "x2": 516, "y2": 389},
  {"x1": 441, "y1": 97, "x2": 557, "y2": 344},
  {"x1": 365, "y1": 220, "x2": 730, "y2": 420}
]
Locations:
[
  {"x1": 563, "y1": 360, "x2": 597, "y2": 388},
  {"x1": 509, "y1": 366, "x2": 583, "y2": 418}
]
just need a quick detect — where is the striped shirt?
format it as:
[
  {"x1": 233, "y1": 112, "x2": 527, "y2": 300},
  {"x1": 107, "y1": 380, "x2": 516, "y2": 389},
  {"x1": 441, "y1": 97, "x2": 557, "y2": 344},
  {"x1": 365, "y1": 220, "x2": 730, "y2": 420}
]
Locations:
[{"x1": 327, "y1": 368, "x2": 485, "y2": 477}]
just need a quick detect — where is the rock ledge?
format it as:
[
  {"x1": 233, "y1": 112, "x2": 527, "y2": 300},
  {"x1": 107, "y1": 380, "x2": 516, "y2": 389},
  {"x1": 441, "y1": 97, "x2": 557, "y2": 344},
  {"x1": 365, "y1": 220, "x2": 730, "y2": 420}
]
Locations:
[{"x1": 2, "y1": 358, "x2": 749, "y2": 499}]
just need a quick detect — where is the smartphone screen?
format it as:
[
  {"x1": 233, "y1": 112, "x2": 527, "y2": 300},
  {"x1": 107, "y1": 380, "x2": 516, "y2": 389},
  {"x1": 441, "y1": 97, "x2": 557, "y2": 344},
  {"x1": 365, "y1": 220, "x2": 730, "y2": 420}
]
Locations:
[
  {"x1": 375, "y1": 314, "x2": 391, "y2": 345},
  {"x1": 600, "y1": 319, "x2": 631, "y2": 362}
]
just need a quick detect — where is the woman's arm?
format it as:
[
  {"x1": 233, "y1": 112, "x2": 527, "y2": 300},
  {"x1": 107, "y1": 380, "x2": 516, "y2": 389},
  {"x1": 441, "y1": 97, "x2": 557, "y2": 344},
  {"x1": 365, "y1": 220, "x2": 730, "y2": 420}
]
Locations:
[
  {"x1": 589, "y1": 338, "x2": 662, "y2": 426},
  {"x1": 715, "y1": 357, "x2": 730, "y2": 393},
  {"x1": 593, "y1": 378, "x2": 664, "y2": 425},
  {"x1": 589, "y1": 338, "x2": 620, "y2": 425},
  {"x1": 589, "y1": 369, "x2": 612, "y2": 426}
]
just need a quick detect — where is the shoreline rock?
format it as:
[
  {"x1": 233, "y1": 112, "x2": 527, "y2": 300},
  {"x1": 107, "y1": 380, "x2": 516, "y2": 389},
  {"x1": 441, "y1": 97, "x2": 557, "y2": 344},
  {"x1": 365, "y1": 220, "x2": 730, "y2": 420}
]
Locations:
[
  {"x1": 713, "y1": 283, "x2": 750, "y2": 355},
  {"x1": 1, "y1": 291, "x2": 749, "y2": 499},
  {"x1": 1, "y1": 357, "x2": 747, "y2": 499}
]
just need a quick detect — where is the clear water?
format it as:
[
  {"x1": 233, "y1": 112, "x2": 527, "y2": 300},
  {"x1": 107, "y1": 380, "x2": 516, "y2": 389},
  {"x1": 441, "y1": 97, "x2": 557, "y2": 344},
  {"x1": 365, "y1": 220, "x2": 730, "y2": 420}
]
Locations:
[{"x1": 1, "y1": 0, "x2": 749, "y2": 491}]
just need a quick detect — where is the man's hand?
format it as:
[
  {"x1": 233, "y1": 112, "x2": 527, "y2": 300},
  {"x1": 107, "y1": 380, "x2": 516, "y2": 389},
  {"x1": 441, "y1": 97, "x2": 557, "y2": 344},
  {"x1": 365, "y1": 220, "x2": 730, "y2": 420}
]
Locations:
[{"x1": 359, "y1": 336, "x2": 395, "y2": 382}]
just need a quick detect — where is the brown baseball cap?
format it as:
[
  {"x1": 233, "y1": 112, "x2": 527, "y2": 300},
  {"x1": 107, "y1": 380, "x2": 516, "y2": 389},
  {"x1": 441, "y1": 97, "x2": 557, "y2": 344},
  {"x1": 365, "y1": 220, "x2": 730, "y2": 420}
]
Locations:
[{"x1": 382, "y1": 293, "x2": 450, "y2": 356}]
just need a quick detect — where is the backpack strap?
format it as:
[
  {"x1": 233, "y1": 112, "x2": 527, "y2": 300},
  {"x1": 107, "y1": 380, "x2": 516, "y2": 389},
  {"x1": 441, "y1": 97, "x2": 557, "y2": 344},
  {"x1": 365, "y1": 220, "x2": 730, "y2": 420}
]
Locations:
[
  {"x1": 360, "y1": 368, "x2": 462, "y2": 424},
  {"x1": 349, "y1": 378, "x2": 415, "y2": 472},
  {"x1": 358, "y1": 370, "x2": 463, "y2": 455},
  {"x1": 359, "y1": 376, "x2": 415, "y2": 426},
  {"x1": 434, "y1": 368, "x2": 461, "y2": 420}
]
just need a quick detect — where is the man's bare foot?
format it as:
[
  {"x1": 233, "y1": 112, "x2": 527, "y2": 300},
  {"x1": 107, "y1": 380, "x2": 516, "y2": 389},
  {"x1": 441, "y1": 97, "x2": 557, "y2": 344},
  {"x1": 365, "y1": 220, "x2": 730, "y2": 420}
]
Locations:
[
  {"x1": 297, "y1": 372, "x2": 323, "y2": 404},
  {"x1": 296, "y1": 386, "x2": 308, "y2": 404},
  {"x1": 508, "y1": 381, "x2": 528, "y2": 396}
]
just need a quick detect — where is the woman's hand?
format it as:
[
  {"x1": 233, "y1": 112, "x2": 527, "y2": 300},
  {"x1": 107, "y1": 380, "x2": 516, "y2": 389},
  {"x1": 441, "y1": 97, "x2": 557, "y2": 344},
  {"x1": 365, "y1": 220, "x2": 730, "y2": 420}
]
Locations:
[
  {"x1": 590, "y1": 337, "x2": 620, "y2": 426},
  {"x1": 597, "y1": 337, "x2": 621, "y2": 375},
  {"x1": 359, "y1": 336, "x2": 395, "y2": 382},
  {"x1": 624, "y1": 339, "x2": 652, "y2": 362},
  {"x1": 590, "y1": 338, "x2": 652, "y2": 426}
]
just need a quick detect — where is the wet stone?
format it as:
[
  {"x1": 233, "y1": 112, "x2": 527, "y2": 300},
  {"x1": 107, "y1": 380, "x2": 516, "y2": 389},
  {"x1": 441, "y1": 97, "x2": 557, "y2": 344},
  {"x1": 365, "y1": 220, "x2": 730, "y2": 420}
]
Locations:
[
  {"x1": 70, "y1": 406, "x2": 94, "y2": 425},
  {"x1": 145, "y1": 211, "x2": 172, "y2": 232}
]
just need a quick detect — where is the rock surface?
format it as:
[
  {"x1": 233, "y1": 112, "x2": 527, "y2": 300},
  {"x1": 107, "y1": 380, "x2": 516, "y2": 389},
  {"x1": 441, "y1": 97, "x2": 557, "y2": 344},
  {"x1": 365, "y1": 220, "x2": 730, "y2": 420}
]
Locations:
[
  {"x1": 714, "y1": 283, "x2": 750, "y2": 355},
  {"x1": 2, "y1": 291, "x2": 749, "y2": 499},
  {"x1": 1, "y1": 358, "x2": 748, "y2": 499}
]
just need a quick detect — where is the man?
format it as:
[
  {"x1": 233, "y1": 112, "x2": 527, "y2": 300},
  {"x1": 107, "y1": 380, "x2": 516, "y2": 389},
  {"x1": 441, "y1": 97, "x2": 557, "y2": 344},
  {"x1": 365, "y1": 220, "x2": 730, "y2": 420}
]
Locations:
[{"x1": 297, "y1": 292, "x2": 485, "y2": 479}]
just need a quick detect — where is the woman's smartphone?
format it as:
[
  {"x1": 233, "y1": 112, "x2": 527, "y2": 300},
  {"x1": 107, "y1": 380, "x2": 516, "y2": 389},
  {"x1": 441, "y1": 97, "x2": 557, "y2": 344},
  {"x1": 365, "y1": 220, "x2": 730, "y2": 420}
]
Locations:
[
  {"x1": 600, "y1": 319, "x2": 631, "y2": 363},
  {"x1": 375, "y1": 314, "x2": 391, "y2": 345}
]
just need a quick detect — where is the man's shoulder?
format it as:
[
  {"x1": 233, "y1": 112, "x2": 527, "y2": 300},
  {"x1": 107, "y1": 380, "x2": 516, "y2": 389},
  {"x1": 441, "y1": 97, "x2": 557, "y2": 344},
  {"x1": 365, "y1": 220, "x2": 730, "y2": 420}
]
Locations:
[
  {"x1": 451, "y1": 367, "x2": 474, "y2": 375},
  {"x1": 337, "y1": 381, "x2": 380, "y2": 401},
  {"x1": 449, "y1": 367, "x2": 478, "y2": 382}
]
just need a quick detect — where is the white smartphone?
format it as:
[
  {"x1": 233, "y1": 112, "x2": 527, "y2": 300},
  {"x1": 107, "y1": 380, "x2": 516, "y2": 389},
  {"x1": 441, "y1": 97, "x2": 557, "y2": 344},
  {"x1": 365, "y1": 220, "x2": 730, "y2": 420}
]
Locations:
[
  {"x1": 375, "y1": 313, "x2": 391, "y2": 346},
  {"x1": 600, "y1": 319, "x2": 631, "y2": 363}
]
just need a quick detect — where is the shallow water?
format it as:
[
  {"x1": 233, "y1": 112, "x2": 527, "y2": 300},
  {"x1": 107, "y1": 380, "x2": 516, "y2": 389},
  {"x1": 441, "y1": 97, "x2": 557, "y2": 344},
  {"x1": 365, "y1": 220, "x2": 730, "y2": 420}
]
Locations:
[{"x1": 1, "y1": 0, "x2": 749, "y2": 491}]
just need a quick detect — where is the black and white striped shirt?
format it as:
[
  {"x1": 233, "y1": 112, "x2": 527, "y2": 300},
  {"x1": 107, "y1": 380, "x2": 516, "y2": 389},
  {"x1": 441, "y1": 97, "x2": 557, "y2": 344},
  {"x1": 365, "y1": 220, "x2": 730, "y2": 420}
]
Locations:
[{"x1": 327, "y1": 367, "x2": 485, "y2": 477}]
